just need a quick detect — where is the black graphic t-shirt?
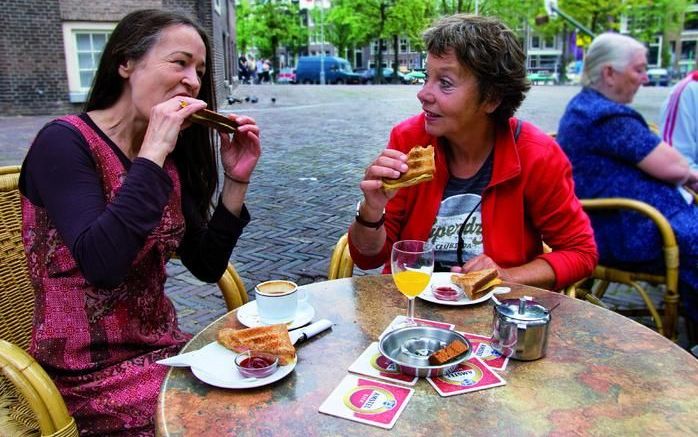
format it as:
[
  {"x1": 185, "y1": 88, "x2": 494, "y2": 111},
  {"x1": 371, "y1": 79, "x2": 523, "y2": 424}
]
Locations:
[{"x1": 429, "y1": 151, "x2": 493, "y2": 272}]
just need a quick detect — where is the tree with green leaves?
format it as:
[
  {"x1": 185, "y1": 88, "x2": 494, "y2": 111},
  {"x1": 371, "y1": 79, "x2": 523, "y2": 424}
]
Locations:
[
  {"x1": 236, "y1": 0, "x2": 254, "y2": 56},
  {"x1": 623, "y1": 0, "x2": 689, "y2": 70},
  {"x1": 325, "y1": 0, "x2": 368, "y2": 63},
  {"x1": 235, "y1": 1, "x2": 307, "y2": 75},
  {"x1": 325, "y1": 0, "x2": 433, "y2": 83}
]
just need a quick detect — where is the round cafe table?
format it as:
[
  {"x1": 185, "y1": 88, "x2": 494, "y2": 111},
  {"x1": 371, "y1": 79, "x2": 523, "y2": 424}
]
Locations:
[{"x1": 156, "y1": 276, "x2": 698, "y2": 436}]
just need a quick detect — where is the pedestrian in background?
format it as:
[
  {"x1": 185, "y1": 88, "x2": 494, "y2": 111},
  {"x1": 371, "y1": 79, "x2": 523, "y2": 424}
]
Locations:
[
  {"x1": 262, "y1": 58, "x2": 272, "y2": 83},
  {"x1": 238, "y1": 53, "x2": 249, "y2": 83},
  {"x1": 247, "y1": 54, "x2": 257, "y2": 84},
  {"x1": 18, "y1": 9, "x2": 260, "y2": 435},
  {"x1": 349, "y1": 14, "x2": 597, "y2": 291},
  {"x1": 660, "y1": 71, "x2": 698, "y2": 170},
  {"x1": 557, "y1": 32, "x2": 698, "y2": 340},
  {"x1": 256, "y1": 58, "x2": 264, "y2": 84}
]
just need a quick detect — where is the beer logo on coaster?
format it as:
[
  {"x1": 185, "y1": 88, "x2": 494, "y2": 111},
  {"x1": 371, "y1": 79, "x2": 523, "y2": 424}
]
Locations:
[
  {"x1": 475, "y1": 342, "x2": 501, "y2": 361},
  {"x1": 370, "y1": 353, "x2": 401, "y2": 374},
  {"x1": 344, "y1": 387, "x2": 397, "y2": 414},
  {"x1": 440, "y1": 362, "x2": 483, "y2": 387}
]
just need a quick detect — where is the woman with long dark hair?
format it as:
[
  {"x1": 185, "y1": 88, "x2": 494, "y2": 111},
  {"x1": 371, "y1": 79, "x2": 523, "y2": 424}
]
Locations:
[{"x1": 19, "y1": 9, "x2": 260, "y2": 435}]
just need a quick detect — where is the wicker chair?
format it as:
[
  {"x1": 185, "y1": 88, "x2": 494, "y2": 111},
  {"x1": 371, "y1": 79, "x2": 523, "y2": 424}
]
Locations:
[
  {"x1": 0, "y1": 165, "x2": 247, "y2": 434},
  {"x1": 327, "y1": 233, "x2": 354, "y2": 280},
  {"x1": 0, "y1": 165, "x2": 79, "y2": 436},
  {"x1": 578, "y1": 198, "x2": 681, "y2": 340},
  {"x1": 217, "y1": 262, "x2": 248, "y2": 311}
]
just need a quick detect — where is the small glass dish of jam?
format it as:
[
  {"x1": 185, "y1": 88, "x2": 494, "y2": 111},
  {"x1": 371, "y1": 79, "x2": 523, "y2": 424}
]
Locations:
[
  {"x1": 431, "y1": 284, "x2": 464, "y2": 302},
  {"x1": 234, "y1": 351, "x2": 279, "y2": 378}
]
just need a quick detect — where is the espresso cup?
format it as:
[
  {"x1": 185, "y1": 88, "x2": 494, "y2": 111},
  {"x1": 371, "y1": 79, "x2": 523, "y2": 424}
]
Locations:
[{"x1": 255, "y1": 280, "x2": 305, "y2": 324}]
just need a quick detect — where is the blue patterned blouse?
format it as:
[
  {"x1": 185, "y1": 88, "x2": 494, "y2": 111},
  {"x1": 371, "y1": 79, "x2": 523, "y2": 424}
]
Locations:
[{"x1": 558, "y1": 87, "x2": 690, "y2": 265}]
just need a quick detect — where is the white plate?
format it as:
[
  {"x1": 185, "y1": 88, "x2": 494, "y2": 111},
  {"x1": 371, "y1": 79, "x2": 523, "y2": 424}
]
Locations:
[
  {"x1": 417, "y1": 272, "x2": 508, "y2": 306},
  {"x1": 187, "y1": 342, "x2": 297, "y2": 389},
  {"x1": 237, "y1": 300, "x2": 315, "y2": 330}
]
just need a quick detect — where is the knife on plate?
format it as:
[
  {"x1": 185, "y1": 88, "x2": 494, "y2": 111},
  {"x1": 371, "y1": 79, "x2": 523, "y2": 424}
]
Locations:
[{"x1": 289, "y1": 319, "x2": 333, "y2": 345}]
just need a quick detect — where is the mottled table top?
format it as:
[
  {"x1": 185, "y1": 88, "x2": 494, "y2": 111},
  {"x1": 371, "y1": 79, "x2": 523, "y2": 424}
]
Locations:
[{"x1": 156, "y1": 276, "x2": 698, "y2": 436}]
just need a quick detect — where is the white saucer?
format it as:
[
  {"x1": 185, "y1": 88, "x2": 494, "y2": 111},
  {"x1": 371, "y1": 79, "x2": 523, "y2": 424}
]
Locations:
[
  {"x1": 237, "y1": 300, "x2": 315, "y2": 330},
  {"x1": 186, "y1": 342, "x2": 297, "y2": 389},
  {"x1": 418, "y1": 272, "x2": 510, "y2": 306}
]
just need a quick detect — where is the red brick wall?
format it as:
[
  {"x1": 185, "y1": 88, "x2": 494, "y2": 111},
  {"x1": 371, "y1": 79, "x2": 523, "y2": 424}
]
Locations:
[
  {"x1": 0, "y1": 0, "x2": 72, "y2": 115},
  {"x1": 58, "y1": 0, "x2": 161, "y2": 21}
]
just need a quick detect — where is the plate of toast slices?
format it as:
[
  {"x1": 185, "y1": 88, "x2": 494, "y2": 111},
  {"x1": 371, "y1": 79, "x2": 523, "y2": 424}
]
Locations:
[
  {"x1": 158, "y1": 324, "x2": 298, "y2": 389},
  {"x1": 190, "y1": 342, "x2": 297, "y2": 389},
  {"x1": 157, "y1": 321, "x2": 333, "y2": 389},
  {"x1": 418, "y1": 270, "x2": 502, "y2": 306}
]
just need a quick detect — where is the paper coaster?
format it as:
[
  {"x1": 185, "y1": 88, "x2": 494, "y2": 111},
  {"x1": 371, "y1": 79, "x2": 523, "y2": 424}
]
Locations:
[
  {"x1": 319, "y1": 375, "x2": 414, "y2": 429},
  {"x1": 426, "y1": 356, "x2": 506, "y2": 397},
  {"x1": 460, "y1": 332, "x2": 509, "y2": 371},
  {"x1": 379, "y1": 315, "x2": 455, "y2": 339},
  {"x1": 348, "y1": 342, "x2": 419, "y2": 386}
]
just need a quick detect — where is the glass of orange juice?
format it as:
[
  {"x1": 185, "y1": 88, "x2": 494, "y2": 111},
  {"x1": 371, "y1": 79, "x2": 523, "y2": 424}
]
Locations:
[{"x1": 391, "y1": 240, "x2": 434, "y2": 326}]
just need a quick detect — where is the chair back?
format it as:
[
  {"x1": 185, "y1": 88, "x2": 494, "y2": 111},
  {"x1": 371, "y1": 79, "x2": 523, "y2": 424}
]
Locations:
[
  {"x1": 217, "y1": 263, "x2": 249, "y2": 311},
  {"x1": 0, "y1": 166, "x2": 34, "y2": 350},
  {"x1": 0, "y1": 166, "x2": 78, "y2": 436},
  {"x1": 327, "y1": 233, "x2": 354, "y2": 280},
  {"x1": 580, "y1": 198, "x2": 680, "y2": 339}
]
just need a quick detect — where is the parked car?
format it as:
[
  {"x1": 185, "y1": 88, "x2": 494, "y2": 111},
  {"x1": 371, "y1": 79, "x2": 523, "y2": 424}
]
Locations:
[
  {"x1": 361, "y1": 67, "x2": 409, "y2": 84},
  {"x1": 276, "y1": 67, "x2": 296, "y2": 84},
  {"x1": 646, "y1": 68, "x2": 669, "y2": 86},
  {"x1": 527, "y1": 70, "x2": 558, "y2": 85},
  {"x1": 404, "y1": 70, "x2": 426, "y2": 84},
  {"x1": 294, "y1": 56, "x2": 362, "y2": 84}
]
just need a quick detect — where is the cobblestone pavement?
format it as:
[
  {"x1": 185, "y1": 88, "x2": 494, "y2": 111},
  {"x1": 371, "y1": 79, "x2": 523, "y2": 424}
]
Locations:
[{"x1": 0, "y1": 84, "x2": 674, "y2": 336}]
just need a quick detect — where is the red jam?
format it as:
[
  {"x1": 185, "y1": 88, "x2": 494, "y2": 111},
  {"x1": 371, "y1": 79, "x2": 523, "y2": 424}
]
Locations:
[
  {"x1": 235, "y1": 351, "x2": 279, "y2": 378},
  {"x1": 239, "y1": 356, "x2": 275, "y2": 369},
  {"x1": 433, "y1": 286, "x2": 463, "y2": 301}
]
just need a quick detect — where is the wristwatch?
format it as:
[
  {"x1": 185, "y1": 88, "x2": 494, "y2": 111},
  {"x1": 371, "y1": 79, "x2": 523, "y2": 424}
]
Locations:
[{"x1": 355, "y1": 201, "x2": 385, "y2": 229}]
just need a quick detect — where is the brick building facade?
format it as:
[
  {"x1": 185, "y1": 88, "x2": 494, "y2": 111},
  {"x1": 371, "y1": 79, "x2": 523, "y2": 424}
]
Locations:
[{"x1": 0, "y1": 0, "x2": 237, "y2": 116}]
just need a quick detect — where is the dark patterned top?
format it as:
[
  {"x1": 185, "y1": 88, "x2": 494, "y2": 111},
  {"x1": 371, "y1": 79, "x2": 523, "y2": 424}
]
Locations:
[
  {"x1": 19, "y1": 114, "x2": 248, "y2": 435},
  {"x1": 557, "y1": 87, "x2": 691, "y2": 264}
]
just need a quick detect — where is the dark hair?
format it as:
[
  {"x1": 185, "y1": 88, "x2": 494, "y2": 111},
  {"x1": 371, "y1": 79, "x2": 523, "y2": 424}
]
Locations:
[
  {"x1": 423, "y1": 14, "x2": 530, "y2": 125},
  {"x1": 85, "y1": 9, "x2": 218, "y2": 218}
]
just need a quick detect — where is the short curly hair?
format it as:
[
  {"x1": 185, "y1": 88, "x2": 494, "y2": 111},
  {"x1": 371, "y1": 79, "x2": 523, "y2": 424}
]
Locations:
[{"x1": 423, "y1": 14, "x2": 530, "y2": 124}]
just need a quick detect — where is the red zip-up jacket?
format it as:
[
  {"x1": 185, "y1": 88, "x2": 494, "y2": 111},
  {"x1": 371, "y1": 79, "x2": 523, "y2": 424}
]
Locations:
[{"x1": 348, "y1": 114, "x2": 597, "y2": 290}]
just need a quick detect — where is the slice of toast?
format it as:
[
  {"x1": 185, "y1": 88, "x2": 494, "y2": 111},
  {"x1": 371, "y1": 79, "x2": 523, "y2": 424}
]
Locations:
[
  {"x1": 451, "y1": 269, "x2": 500, "y2": 300},
  {"x1": 382, "y1": 145, "x2": 435, "y2": 189},
  {"x1": 429, "y1": 339, "x2": 469, "y2": 365},
  {"x1": 217, "y1": 324, "x2": 296, "y2": 365},
  {"x1": 180, "y1": 101, "x2": 238, "y2": 133}
]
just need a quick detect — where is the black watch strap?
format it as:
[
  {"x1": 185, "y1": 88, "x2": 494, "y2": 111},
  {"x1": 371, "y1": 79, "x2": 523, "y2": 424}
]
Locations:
[{"x1": 355, "y1": 201, "x2": 385, "y2": 229}]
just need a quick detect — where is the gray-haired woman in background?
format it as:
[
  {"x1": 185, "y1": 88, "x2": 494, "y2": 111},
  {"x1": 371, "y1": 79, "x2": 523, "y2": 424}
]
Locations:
[{"x1": 557, "y1": 32, "x2": 698, "y2": 343}]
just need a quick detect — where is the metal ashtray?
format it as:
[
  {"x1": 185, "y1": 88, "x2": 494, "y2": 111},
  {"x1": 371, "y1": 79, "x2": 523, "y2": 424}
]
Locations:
[{"x1": 378, "y1": 326, "x2": 471, "y2": 377}]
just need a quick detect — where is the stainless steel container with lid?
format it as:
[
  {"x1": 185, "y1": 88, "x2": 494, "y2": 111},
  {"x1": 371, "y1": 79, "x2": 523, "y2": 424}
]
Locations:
[{"x1": 491, "y1": 296, "x2": 551, "y2": 361}]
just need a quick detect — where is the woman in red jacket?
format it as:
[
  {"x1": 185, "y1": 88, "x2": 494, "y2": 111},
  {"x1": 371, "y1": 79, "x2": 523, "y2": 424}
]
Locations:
[{"x1": 348, "y1": 14, "x2": 597, "y2": 291}]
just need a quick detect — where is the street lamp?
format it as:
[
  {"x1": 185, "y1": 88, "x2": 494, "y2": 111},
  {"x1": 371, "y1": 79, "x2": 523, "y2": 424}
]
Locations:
[{"x1": 316, "y1": 0, "x2": 326, "y2": 85}]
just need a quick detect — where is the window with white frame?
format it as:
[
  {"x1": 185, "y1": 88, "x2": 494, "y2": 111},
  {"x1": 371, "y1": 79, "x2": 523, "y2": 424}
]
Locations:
[
  {"x1": 543, "y1": 36, "x2": 556, "y2": 49},
  {"x1": 371, "y1": 39, "x2": 387, "y2": 54},
  {"x1": 400, "y1": 38, "x2": 408, "y2": 53},
  {"x1": 63, "y1": 22, "x2": 115, "y2": 102}
]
